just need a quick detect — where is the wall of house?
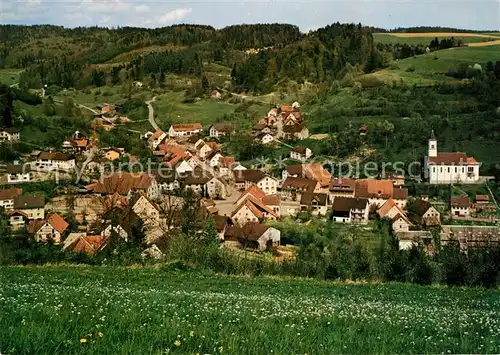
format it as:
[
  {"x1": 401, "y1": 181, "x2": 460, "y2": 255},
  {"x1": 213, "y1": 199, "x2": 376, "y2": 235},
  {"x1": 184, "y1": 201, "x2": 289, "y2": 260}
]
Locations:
[
  {"x1": 8, "y1": 173, "x2": 31, "y2": 183},
  {"x1": 393, "y1": 218, "x2": 409, "y2": 233},
  {"x1": 0, "y1": 199, "x2": 15, "y2": 209},
  {"x1": 257, "y1": 228, "x2": 281, "y2": 250},
  {"x1": 207, "y1": 179, "x2": 227, "y2": 199},
  {"x1": 9, "y1": 216, "x2": 25, "y2": 230},
  {"x1": 232, "y1": 205, "x2": 259, "y2": 226},
  {"x1": 332, "y1": 215, "x2": 351, "y2": 223},
  {"x1": 423, "y1": 207, "x2": 440, "y2": 224},
  {"x1": 147, "y1": 179, "x2": 160, "y2": 200},
  {"x1": 451, "y1": 206, "x2": 470, "y2": 217},
  {"x1": 21, "y1": 208, "x2": 45, "y2": 220},
  {"x1": 257, "y1": 177, "x2": 278, "y2": 195},
  {"x1": 428, "y1": 164, "x2": 480, "y2": 184},
  {"x1": 35, "y1": 223, "x2": 62, "y2": 244},
  {"x1": 133, "y1": 197, "x2": 160, "y2": 223}
]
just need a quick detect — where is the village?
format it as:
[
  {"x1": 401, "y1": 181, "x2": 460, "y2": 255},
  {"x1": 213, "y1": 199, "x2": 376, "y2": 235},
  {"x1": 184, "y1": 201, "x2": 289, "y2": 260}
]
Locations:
[{"x1": 0, "y1": 100, "x2": 499, "y2": 258}]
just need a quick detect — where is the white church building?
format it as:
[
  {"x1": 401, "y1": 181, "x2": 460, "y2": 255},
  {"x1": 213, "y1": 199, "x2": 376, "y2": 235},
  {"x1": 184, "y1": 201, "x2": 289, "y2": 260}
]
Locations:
[{"x1": 425, "y1": 131, "x2": 480, "y2": 184}]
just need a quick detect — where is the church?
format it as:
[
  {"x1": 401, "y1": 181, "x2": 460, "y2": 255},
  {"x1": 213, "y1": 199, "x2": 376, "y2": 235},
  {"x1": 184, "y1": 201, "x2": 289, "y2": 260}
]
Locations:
[{"x1": 425, "y1": 131, "x2": 481, "y2": 184}]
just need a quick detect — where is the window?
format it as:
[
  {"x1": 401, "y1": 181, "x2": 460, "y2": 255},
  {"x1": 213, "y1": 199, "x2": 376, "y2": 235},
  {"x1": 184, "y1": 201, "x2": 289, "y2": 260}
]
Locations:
[
  {"x1": 455, "y1": 167, "x2": 457, "y2": 173},
  {"x1": 433, "y1": 167, "x2": 436, "y2": 173},
  {"x1": 440, "y1": 167, "x2": 443, "y2": 173},
  {"x1": 448, "y1": 167, "x2": 450, "y2": 173}
]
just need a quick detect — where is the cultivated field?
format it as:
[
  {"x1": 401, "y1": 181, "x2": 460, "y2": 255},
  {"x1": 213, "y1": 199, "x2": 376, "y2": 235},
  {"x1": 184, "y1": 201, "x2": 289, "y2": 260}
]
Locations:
[
  {"x1": 374, "y1": 32, "x2": 500, "y2": 45},
  {"x1": 0, "y1": 267, "x2": 499, "y2": 354}
]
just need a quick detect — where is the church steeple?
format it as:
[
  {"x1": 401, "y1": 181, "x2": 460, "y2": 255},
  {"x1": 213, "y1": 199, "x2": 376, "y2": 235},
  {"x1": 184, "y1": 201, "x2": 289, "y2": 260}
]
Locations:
[{"x1": 428, "y1": 130, "x2": 437, "y2": 157}]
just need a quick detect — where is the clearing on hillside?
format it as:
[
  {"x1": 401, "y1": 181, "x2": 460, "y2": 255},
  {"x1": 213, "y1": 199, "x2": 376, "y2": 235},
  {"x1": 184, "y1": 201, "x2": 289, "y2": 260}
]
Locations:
[
  {"x1": 374, "y1": 32, "x2": 500, "y2": 45},
  {"x1": 0, "y1": 267, "x2": 499, "y2": 354}
]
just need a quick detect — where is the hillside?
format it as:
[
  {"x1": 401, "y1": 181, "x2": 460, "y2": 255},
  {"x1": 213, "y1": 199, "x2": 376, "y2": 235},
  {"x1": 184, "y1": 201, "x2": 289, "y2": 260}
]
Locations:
[{"x1": 1, "y1": 267, "x2": 499, "y2": 354}]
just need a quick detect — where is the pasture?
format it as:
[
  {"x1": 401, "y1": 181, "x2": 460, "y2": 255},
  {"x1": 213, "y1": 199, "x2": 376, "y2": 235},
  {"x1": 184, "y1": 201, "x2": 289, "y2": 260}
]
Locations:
[
  {"x1": 374, "y1": 32, "x2": 500, "y2": 45},
  {"x1": 367, "y1": 45, "x2": 500, "y2": 84},
  {"x1": 0, "y1": 267, "x2": 499, "y2": 354},
  {"x1": 0, "y1": 69, "x2": 22, "y2": 86}
]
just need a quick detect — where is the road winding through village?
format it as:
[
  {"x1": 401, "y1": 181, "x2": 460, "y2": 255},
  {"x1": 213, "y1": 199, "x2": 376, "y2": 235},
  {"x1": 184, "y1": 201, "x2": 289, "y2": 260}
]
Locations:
[{"x1": 146, "y1": 96, "x2": 159, "y2": 131}]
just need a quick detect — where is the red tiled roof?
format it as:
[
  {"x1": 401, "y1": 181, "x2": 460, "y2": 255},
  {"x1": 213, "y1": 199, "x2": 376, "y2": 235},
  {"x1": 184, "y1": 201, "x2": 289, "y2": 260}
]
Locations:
[
  {"x1": 47, "y1": 213, "x2": 69, "y2": 233},
  {"x1": 71, "y1": 236, "x2": 106, "y2": 255},
  {"x1": 282, "y1": 177, "x2": 318, "y2": 192},
  {"x1": 219, "y1": 156, "x2": 236, "y2": 168},
  {"x1": 475, "y1": 194, "x2": 489, "y2": 202},
  {"x1": 279, "y1": 104, "x2": 293, "y2": 112},
  {"x1": 171, "y1": 123, "x2": 203, "y2": 132},
  {"x1": 329, "y1": 178, "x2": 356, "y2": 192},
  {"x1": 86, "y1": 173, "x2": 154, "y2": 195},
  {"x1": 148, "y1": 129, "x2": 166, "y2": 142},
  {"x1": 262, "y1": 194, "x2": 280, "y2": 206},
  {"x1": 428, "y1": 152, "x2": 479, "y2": 165},
  {"x1": 451, "y1": 196, "x2": 471, "y2": 208},
  {"x1": 0, "y1": 187, "x2": 22, "y2": 201},
  {"x1": 240, "y1": 222, "x2": 270, "y2": 241}
]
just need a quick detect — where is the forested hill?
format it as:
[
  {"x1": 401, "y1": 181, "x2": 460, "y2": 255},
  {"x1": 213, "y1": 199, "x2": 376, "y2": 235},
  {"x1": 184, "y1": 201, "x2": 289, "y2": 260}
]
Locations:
[{"x1": 2, "y1": 23, "x2": 382, "y2": 93}]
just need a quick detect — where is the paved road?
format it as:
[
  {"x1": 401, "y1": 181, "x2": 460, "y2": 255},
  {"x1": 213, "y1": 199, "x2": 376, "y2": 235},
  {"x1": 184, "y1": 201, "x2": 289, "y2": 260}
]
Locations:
[{"x1": 146, "y1": 96, "x2": 159, "y2": 131}]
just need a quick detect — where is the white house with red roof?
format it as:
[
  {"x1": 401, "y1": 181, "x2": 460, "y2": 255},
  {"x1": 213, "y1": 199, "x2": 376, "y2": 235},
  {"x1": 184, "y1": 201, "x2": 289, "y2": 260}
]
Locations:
[{"x1": 426, "y1": 131, "x2": 480, "y2": 184}]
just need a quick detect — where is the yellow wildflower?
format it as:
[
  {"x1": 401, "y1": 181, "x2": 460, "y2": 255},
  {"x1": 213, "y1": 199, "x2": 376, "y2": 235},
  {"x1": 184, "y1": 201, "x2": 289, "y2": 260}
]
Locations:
[
  {"x1": 97, "y1": 332, "x2": 104, "y2": 338},
  {"x1": 80, "y1": 338, "x2": 87, "y2": 344},
  {"x1": 189, "y1": 330, "x2": 194, "y2": 337},
  {"x1": 174, "y1": 340, "x2": 181, "y2": 347}
]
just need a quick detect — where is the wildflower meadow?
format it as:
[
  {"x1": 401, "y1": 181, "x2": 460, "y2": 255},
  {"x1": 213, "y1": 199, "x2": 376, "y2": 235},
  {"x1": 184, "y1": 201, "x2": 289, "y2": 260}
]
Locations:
[{"x1": 0, "y1": 266, "x2": 499, "y2": 354}]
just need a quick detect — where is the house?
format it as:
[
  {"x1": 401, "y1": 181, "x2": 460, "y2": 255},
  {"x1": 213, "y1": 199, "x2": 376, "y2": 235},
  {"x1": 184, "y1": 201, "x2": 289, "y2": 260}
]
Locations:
[
  {"x1": 206, "y1": 176, "x2": 229, "y2": 199},
  {"x1": 209, "y1": 123, "x2": 234, "y2": 137},
  {"x1": 131, "y1": 194, "x2": 160, "y2": 226},
  {"x1": 290, "y1": 146, "x2": 312, "y2": 162},
  {"x1": 377, "y1": 198, "x2": 406, "y2": 220},
  {"x1": 201, "y1": 198, "x2": 219, "y2": 215},
  {"x1": 382, "y1": 171, "x2": 405, "y2": 186},
  {"x1": 219, "y1": 156, "x2": 236, "y2": 176},
  {"x1": 233, "y1": 170, "x2": 278, "y2": 195},
  {"x1": 195, "y1": 140, "x2": 213, "y2": 159},
  {"x1": 231, "y1": 195, "x2": 278, "y2": 226},
  {"x1": 27, "y1": 213, "x2": 69, "y2": 244},
  {"x1": 8, "y1": 210, "x2": 28, "y2": 230},
  {"x1": 73, "y1": 139, "x2": 90, "y2": 153},
  {"x1": 283, "y1": 163, "x2": 331, "y2": 188},
  {"x1": 355, "y1": 179, "x2": 408, "y2": 209},
  {"x1": 147, "y1": 129, "x2": 167, "y2": 150},
  {"x1": 256, "y1": 133, "x2": 274, "y2": 145},
  {"x1": 85, "y1": 172, "x2": 160, "y2": 200},
  {"x1": 395, "y1": 231, "x2": 433, "y2": 251},
  {"x1": 392, "y1": 213, "x2": 411, "y2": 233},
  {"x1": 14, "y1": 195, "x2": 45, "y2": 220},
  {"x1": 63, "y1": 233, "x2": 107, "y2": 255},
  {"x1": 238, "y1": 222, "x2": 281, "y2": 250},
  {"x1": 213, "y1": 215, "x2": 232, "y2": 240},
  {"x1": 331, "y1": 197, "x2": 369, "y2": 224},
  {"x1": 207, "y1": 151, "x2": 223, "y2": 167},
  {"x1": 0, "y1": 127, "x2": 20, "y2": 142},
  {"x1": 6, "y1": 164, "x2": 31, "y2": 183},
  {"x1": 181, "y1": 170, "x2": 211, "y2": 196},
  {"x1": 300, "y1": 192, "x2": 329, "y2": 215},
  {"x1": 281, "y1": 124, "x2": 309, "y2": 140},
  {"x1": 252, "y1": 123, "x2": 273, "y2": 135},
  {"x1": 235, "y1": 185, "x2": 281, "y2": 216},
  {"x1": 282, "y1": 111, "x2": 303, "y2": 126},
  {"x1": 168, "y1": 123, "x2": 203, "y2": 137},
  {"x1": 451, "y1": 196, "x2": 471, "y2": 217},
  {"x1": 329, "y1": 178, "x2": 356, "y2": 201},
  {"x1": 408, "y1": 199, "x2": 440, "y2": 227},
  {"x1": 0, "y1": 188, "x2": 22, "y2": 210},
  {"x1": 35, "y1": 152, "x2": 76, "y2": 171},
  {"x1": 281, "y1": 177, "x2": 319, "y2": 201},
  {"x1": 425, "y1": 131, "x2": 480, "y2": 184},
  {"x1": 359, "y1": 125, "x2": 368, "y2": 136}
]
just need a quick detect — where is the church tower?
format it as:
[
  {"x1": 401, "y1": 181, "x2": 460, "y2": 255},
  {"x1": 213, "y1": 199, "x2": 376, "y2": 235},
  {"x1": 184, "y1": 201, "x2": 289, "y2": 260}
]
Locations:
[{"x1": 428, "y1": 130, "x2": 437, "y2": 157}]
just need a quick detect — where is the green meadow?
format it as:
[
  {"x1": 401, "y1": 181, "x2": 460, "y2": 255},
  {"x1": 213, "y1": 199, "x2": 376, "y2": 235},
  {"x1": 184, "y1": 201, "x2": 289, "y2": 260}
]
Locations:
[
  {"x1": 373, "y1": 33, "x2": 500, "y2": 45},
  {"x1": 0, "y1": 266, "x2": 499, "y2": 354}
]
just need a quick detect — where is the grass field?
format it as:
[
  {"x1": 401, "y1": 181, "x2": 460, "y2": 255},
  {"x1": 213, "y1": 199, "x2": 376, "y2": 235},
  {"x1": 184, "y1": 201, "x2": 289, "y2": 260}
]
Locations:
[
  {"x1": 0, "y1": 69, "x2": 22, "y2": 86},
  {"x1": 367, "y1": 45, "x2": 500, "y2": 84},
  {"x1": 374, "y1": 33, "x2": 500, "y2": 45},
  {"x1": 0, "y1": 267, "x2": 499, "y2": 354}
]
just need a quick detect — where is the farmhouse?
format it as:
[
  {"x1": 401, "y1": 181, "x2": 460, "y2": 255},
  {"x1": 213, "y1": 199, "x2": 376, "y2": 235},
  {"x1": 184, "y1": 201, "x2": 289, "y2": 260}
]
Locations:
[
  {"x1": 0, "y1": 188, "x2": 22, "y2": 210},
  {"x1": 331, "y1": 197, "x2": 369, "y2": 224},
  {"x1": 281, "y1": 177, "x2": 319, "y2": 201},
  {"x1": 131, "y1": 194, "x2": 160, "y2": 226},
  {"x1": 147, "y1": 129, "x2": 167, "y2": 150},
  {"x1": 35, "y1": 152, "x2": 76, "y2": 171},
  {"x1": 392, "y1": 213, "x2": 411, "y2": 233},
  {"x1": 283, "y1": 163, "x2": 331, "y2": 188},
  {"x1": 85, "y1": 172, "x2": 160, "y2": 200},
  {"x1": 0, "y1": 127, "x2": 20, "y2": 142},
  {"x1": 231, "y1": 195, "x2": 278, "y2": 226},
  {"x1": 233, "y1": 170, "x2": 278, "y2": 195},
  {"x1": 8, "y1": 210, "x2": 28, "y2": 230},
  {"x1": 6, "y1": 164, "x2": 31, "y2": 184},
  {"x1": 238, "y1": 222, "x2": 281, "y2": 250},
  {"x1": 256, "y1": 133, "x2": 274, "y2": 145},
  {"x1": 300, "y1": 192, "x2": 329, "y2": 215},
  {"x1": 281, "y1": 124, "x2": 309, "y2": 140},
  {"x1": 329, "y1": 178, "x2": 356, "y2": 201},
  {"x1": 290, "y1": 146, "x2": 312, "y2": 162},
  {"x1": 235, "y1": 185, "x2": 280, "y2": 216},
  {"x1": 377, "y1": 198, "x2": 406, "y2": 220},
  {"x1": 27, "y1": 213, "x2": 69, "y2": 244},
  {"x1": 425, "y1": 131, "x2": 480, "y2": 184},
  {"x1": 168, "y1": 123, "x2": 203, "y2": 137},
  {"x1": 14, "y1": 195, "x2": 45, "y2": 220},
  {"x1": 64, "y1": 234, "x2": 107, "y2": 255},
  {"x1": 408, "y1": 199, "x2": 440, "y2": 227},
  {"x1": 209, "y1": 123, "x2": 234, "y2": 137},
  {"x1": 355, "y1": 179, "x2": 408, "y2": 209},
  {"x1": 440, "y1": 225, "x2": 500, "y2": 251},
  {"x1": 451, "y1": 196, "x2": 471, "y2": 217}
]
